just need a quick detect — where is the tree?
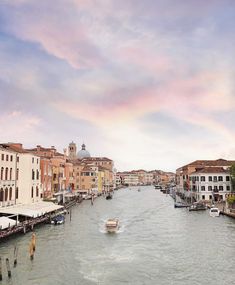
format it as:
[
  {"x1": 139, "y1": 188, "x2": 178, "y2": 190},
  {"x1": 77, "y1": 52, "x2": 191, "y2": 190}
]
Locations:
[{"x1": 230, "y1": 163, "x2": 235, "y2": 192}]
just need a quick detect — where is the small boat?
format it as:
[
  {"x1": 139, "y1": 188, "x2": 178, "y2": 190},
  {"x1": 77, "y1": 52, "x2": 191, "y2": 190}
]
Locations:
[
  {"x1": 106, "y1": 193, "x2": 113, "y2": 200},
  {"x1": 105, "y1": 218, "x2": 119, "y2": 233},
  {"x1": 174, "y1": 202, "x2": 189, "y2": 208},
  {"x1": 189, "y1": 202, "x2": 207, "y2": 211},
  {"x1": 51, "y1": 215, "x2": 65, "y2": 225},
  {"x1": 209, "y1": 207, "x2": 220, "y2": 217}
]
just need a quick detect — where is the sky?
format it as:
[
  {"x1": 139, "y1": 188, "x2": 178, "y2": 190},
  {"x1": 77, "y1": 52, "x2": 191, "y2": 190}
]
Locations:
[{"x1": 0, "y1": 0, "x2": 235, "y2": 172}]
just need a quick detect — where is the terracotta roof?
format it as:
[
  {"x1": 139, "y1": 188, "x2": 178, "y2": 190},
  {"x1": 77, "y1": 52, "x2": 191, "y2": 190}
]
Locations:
[
  {"x1": 0, "y1": 143, "x2": 28, "y2": 154},
  {"x1": 191, "y1": 167, "x2": 229, "y2": 174},
  {"x1": 81, "y1": 157, "x2": 112, "y2": 162},
  {"x1": 180, "y1": 159, "x2": 235, "y2": 170}
]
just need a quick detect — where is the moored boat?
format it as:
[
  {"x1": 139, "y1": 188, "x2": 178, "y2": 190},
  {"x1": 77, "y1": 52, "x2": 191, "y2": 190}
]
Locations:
[
  {"x1": 106, "y1": 193, "x2": 113, "y2": 200},
  {"x1": 174, "y1": 202, "x2": 189, "y2": 208},
  {"x1": 189, "y1": 202, "x2": 207, "y2": 211},
  {"x1": 105, "y1": 218, "x2": 119, "y2": 233},
  {"x1": 209, "y1": 207, "x2": 220, "y2": 217},
  {"x1": 51, "y1": 214, "x2": 65, "y2": 225}
]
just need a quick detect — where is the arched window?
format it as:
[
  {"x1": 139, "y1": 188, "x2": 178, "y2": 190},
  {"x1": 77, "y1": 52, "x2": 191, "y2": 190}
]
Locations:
[
  {"x1": 0, "y1": 167, "x2": 3, "y2": 180},
  {"x1": 0, "y1": 188, "x2": 3, "y2": 202},
  {"x1": 15, "y1": 187, "x2": 19, "y2": 199},
  {"x1": 10, "y1": 168, "x2": 12, "y2": 180},
  {"x1": 5, "y1": 188, "x2": 8, "y2": 201},
  {"x1": 5, "y1": 168, "x2": 8, "y2": 180},
  {"x1": 9, "y1": 187, "x2": 12, "y2": 200}
]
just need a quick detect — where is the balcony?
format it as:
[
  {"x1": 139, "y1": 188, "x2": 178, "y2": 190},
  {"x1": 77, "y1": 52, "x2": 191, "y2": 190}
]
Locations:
[{"x1": 0, "y1": 180, "x2": 15, "y2": 187}]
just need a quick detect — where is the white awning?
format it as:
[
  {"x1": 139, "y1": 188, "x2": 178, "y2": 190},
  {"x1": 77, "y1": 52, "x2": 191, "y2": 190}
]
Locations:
[
  {"x1": 0, "y1": 202, "x2": 64, "y2": 218},
  {"x1": 0, "y1": 217, "x2": 17, "y2": 229}
]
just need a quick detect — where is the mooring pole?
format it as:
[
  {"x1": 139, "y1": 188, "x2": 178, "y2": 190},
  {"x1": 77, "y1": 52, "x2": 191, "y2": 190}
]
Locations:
[
  {"x1": 6, "y1": 258, "x2": 11, "y2": 278},
  {"x1": 14, "y1": 245, "x2": 18, "y2": 267},
  {"x1": 0, "y1": 257, "x2": 2, "y2": 281}
]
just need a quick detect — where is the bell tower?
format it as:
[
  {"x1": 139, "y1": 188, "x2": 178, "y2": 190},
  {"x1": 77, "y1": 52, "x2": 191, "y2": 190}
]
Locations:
[{"x1": 68, "y1": 141, "x2": 77, "y2": 160}]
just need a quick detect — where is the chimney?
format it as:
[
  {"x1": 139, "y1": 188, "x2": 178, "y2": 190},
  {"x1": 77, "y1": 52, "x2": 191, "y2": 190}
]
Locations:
[{"x1": 36, "y1": 145, "x2": 41, "y2": 151}]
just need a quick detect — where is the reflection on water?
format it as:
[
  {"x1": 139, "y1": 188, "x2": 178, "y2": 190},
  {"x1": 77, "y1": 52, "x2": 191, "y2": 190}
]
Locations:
[{"x1": 0, "y1": 186, "x2": 235, "y2": 285}]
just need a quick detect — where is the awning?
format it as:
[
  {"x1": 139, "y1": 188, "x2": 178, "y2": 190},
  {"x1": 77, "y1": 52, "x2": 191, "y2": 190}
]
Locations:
[
  {"x1": 0, "y1": 217, "x2": 17, "y2": 229},
  {"x1": 0, "y1": 202, "x2": 64, "y2": 218}
]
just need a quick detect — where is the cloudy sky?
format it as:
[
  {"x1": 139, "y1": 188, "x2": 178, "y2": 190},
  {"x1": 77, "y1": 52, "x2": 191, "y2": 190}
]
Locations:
[{"x1": 0, "y1": 0, "x2": 235, "y2": 172}]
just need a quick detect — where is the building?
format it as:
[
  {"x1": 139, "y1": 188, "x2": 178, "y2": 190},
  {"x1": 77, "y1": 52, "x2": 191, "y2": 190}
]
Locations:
[
  {"x1": 0, "y1": 143, "x2": 42, "y2": 206},
  {"x1": 176, "y1": 159, "x2": 235, "y2": 201},
  {"x1": 189, "y1": 167, "x2": 231, "y2": 202}
]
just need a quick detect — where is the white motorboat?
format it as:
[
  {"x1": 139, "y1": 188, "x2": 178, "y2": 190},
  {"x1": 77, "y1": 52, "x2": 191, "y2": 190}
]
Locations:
[
  {"x1": 105, "y1": 218, "x2": 119, "y2": 233},
  {"x1": 209, "y1": 207, "x2": 220, "y2": 217}
]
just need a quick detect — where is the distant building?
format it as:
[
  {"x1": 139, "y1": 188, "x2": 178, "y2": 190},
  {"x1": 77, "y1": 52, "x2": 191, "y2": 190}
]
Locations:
[{"x1": 77, "y1": 143, "x2": 91, "y2": 159}]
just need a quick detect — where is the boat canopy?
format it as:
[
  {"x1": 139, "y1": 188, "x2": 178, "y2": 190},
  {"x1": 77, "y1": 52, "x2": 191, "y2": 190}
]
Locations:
[
  {"x1": 0, "y1": 217, "x2": 17, "y2": 229},
  {"x1": 0, "y1": 202, "x2": 64, "y2": 218}
]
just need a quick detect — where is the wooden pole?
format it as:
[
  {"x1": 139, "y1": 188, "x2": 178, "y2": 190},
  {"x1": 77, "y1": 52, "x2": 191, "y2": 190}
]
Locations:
[
  {"x1": 0, "y1": 257, "x2": 2, "y2": 281},
  {"x1": 6, "y1": 258, "x2": 11, "y2": 278},
  {"x1": 70, "y1": 208, "x2": 72, "y2": 222},
  {"x1": 31, "y1": 232, "x2": 36, "y2": 252},
  {"x1": 29, "y1": 242, "x2": 34, "y2": 260},
  {"x1": 13, "y1": 245, "x2": 18, "y2": 267}
]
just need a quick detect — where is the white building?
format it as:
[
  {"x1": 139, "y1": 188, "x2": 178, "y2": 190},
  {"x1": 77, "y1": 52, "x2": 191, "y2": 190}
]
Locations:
[
  {"x1": 121, "y1": 172, "x2": 139, "y2": 186},
  {"x1": 189, "y1": 167, "x2": 231, "y2": 202},
  {"x1": 0, "y1": 145, "x2": 18, "y2": 206},
  {"x1": 0, "y1": 143, "x2": 42, "y2": 207}
]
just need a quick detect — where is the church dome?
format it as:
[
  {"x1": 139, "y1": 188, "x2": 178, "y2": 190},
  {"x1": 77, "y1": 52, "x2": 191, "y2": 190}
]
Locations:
[{"x1": 77, "y1": 143, "x2": 91, "y2": 159}]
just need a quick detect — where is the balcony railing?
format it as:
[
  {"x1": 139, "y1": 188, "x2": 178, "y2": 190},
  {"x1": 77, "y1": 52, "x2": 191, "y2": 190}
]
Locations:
[{"x1": 0, "y1": 180, "x2": 15, "y2": 187}]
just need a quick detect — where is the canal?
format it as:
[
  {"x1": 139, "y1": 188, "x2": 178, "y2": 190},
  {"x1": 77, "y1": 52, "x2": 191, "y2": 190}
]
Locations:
[{"x1": 0, "y1": 186, "x2": 235, "y2": 285}]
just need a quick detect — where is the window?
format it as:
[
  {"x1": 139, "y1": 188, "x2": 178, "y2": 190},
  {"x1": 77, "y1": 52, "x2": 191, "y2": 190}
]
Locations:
[
  {"x1": 5, "y1": 168, "x2": 8, "y2": 180},
  {"x1": 16, "y1": 168, "x2": 19, "y2": 180},
  {"x1": 53, "y1": 173, "x2": 57, "y2": 181},
  {"x1": 1, "y1": 154, "x2": 4, "y2": 160},
  {"x1": 32, "y1": 157, "x2": 34, "y2": 163},
  {"x1": 36, "y1": 186, "x2": 39, "y2": 197},
  {"x1": 213, "y1": 176, "x2": 217, "y2": 182},
  {"x1": 10, "y1": 155, "x2": 13, "y2": 162},
  {"x1": 5, "y1": 188, "x2": 8, "y2": 201},
  {"x1": 0, "y1": 189, "x2": 3, "y2": 201},
  {"x1": 17, "y1": 156, "x2": 19, "y2": 162},
  {"x1": 208, "y1": 186, "x2": 212, "y2": 191},
  {"x1": 227, "y1": 186, "x2": 230, "y2": 191},
  {"x1": 9, "y1": 187, "x2": 12, "y2": 200},
  {"x1": 209, "y1": 176, "x2": 212, "y2": 182},
  {"x1": 218, "y1": 176, "x2": 223, "y2": 181},
  {"x1": 219, "y1": 186, "x2": 223, "y2": 191},
  {"x1": 1, "y1": 167, "x2": 3, "y2": 180},
  {"x1": 226, "y1": 176, "x2": 230, "y2": 181},
  {"x1": 201, "y1": 186, "x2": 205, "y2": 191},
  {"x1": 209, "y1": 195, "x2": 212, "y2": 200},
  {"x1": 37, "y1": 170, "x2": 39, "y2": 180},
  {"x1": 6, "y1": 155, "x2": 8, "y2": 161},
  {"x1": 31, "y1": 187, "x2": 34, "y2": 198},
  {"x1": 16, "y1": 187, "x2": 19, "y2": 199},
  {"x1": 32, "y1": 170, "x2": 35, "y2": 180},
  {"x1": 10, "y1": 168, "x2": 12, "y2": 180},
  {"x1": 37, "y1": 159, "x2": 39, "y2": 164},
  {"x1": 201, "y1": 176, "x2": 205, "y2": 182},
  {"x1": 202, "y1": 195, "x2": 205, "y2": 200}
]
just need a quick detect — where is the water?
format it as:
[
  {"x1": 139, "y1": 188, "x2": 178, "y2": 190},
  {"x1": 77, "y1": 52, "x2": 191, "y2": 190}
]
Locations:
[{"x1": 0, "y1": 186, "x2": 235, "y2": 285}]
